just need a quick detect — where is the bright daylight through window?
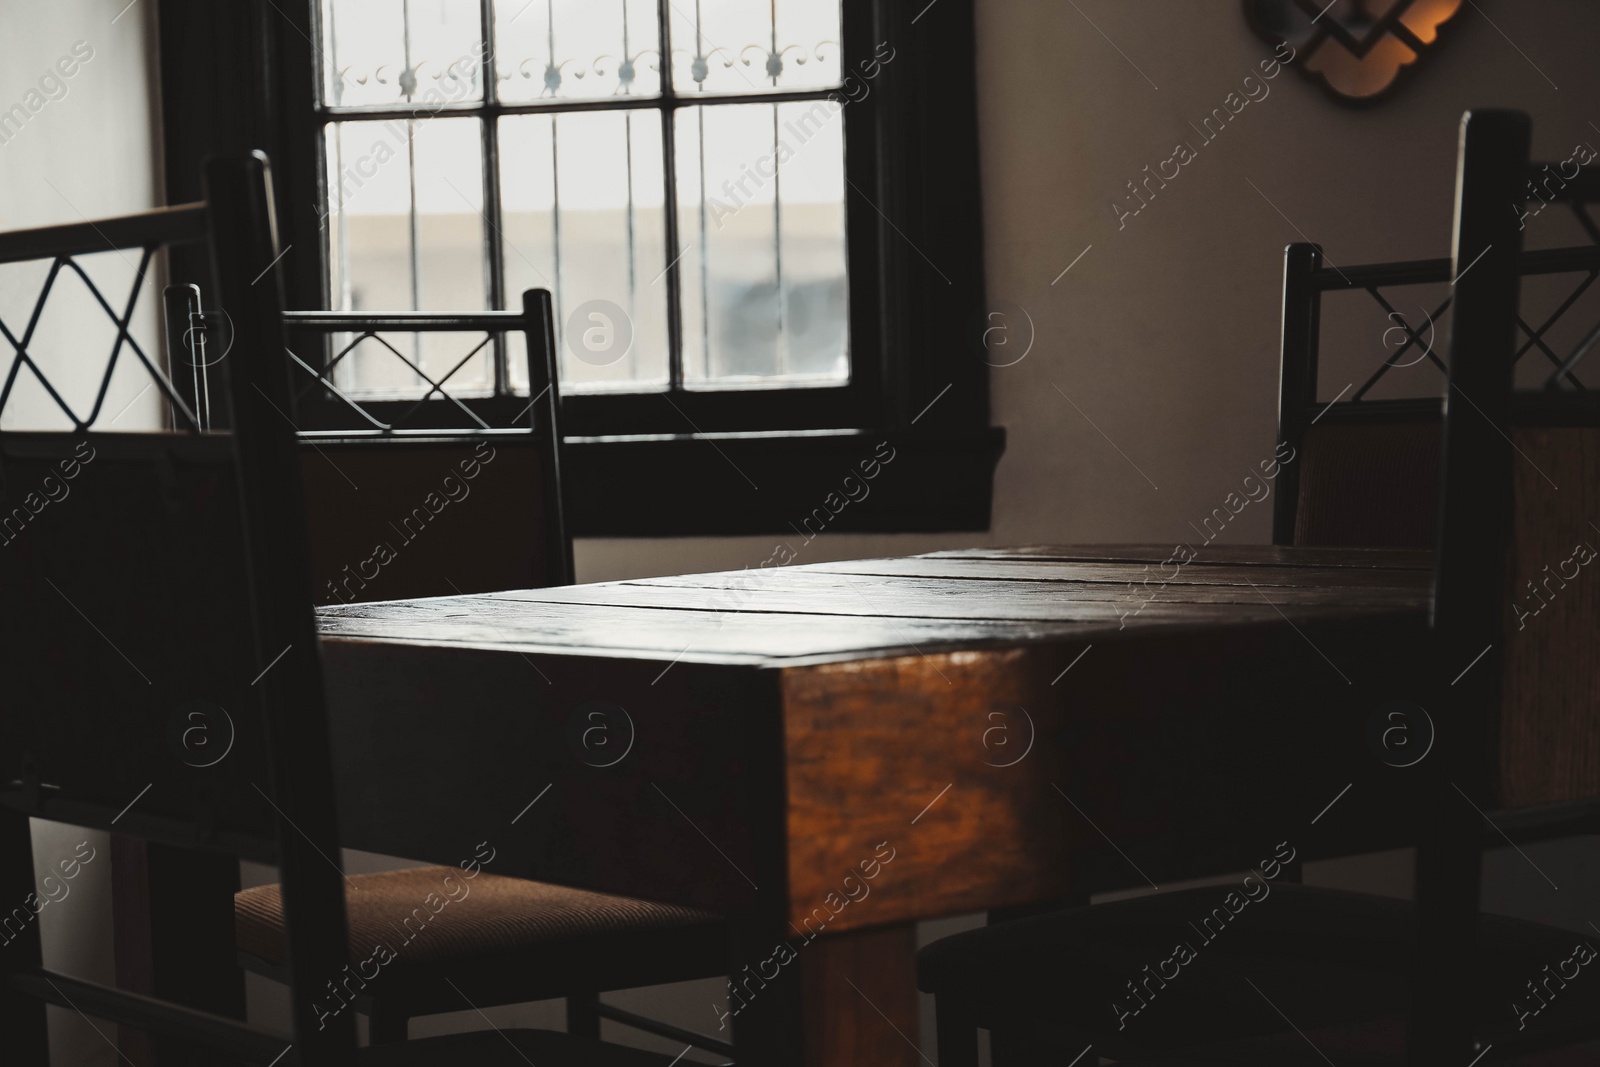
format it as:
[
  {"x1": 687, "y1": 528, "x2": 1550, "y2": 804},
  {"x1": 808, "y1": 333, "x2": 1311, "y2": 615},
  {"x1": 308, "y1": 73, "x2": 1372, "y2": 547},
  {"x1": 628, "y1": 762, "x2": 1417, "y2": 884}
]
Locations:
[{"x1": 317, "y1": 0, "x2": 850, "y2": 401}]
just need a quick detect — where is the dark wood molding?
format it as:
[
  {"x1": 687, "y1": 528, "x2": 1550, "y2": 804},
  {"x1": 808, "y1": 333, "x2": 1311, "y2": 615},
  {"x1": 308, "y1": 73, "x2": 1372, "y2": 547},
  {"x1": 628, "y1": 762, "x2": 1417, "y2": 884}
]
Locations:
[
  {"x1": 881, "y1": 0, "x2": 990, "y2": 434},
  {"x1": 159, "y1": 0, "x2": 323, "y2": 307},
  {"x1": 563, "y1": 425, "x2": 1005, "y2": 538}
]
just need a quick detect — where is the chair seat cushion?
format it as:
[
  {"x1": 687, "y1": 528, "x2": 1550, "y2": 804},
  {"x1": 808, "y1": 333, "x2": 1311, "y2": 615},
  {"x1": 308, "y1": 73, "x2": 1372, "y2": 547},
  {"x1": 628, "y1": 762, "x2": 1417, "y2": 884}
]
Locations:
[
  {"x1": 360, "y1": 1028, "x2": 687, "y2": 1066},
  {"x1": 918, "y1": 883, "x2": 1595, "y2": 1061},
  {"x1": 237, "y1": 866, "x2": 721, "y2": 969}
]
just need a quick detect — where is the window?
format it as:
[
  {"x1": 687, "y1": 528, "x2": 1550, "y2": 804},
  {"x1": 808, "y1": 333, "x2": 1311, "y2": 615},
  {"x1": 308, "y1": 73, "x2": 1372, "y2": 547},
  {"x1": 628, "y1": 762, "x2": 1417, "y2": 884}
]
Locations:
[
  {"x1": 319, "y1": 0, "x2": 855, "y2": 404},
  {"x1": 304, "y1": 0, "x2": 873, "y2": 435},
  {"x1": 158, "y1": 0, "x2": 999, "y2": 533}
]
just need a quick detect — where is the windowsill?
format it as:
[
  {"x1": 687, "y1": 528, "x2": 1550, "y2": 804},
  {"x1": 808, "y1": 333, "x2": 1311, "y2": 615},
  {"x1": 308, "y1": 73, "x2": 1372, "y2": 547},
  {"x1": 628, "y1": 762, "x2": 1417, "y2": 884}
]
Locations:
[{"x1": 562, "y1": 426, "x2": 1006, "y2": 537}]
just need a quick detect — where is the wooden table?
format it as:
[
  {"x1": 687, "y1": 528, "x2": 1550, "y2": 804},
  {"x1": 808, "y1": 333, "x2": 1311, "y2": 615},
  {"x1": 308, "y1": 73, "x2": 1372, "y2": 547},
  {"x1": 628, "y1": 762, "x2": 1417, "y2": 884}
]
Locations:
[{"x1": 315, "y1": 544, "x2": 1433, "y2": 1066}]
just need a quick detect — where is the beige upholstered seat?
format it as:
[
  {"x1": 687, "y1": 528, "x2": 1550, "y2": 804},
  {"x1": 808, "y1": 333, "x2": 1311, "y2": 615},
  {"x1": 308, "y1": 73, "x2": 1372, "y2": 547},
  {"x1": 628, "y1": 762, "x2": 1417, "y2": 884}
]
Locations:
[
  {"x1": 236, "y1": 866, "x2": 728, "y2": 1032},
  {"x1": 237, "y1": 866, "x2": 720, "y2": 967},
  {"x1": 360, "y1": 1027, "x2": 685, "y2": 1065}
]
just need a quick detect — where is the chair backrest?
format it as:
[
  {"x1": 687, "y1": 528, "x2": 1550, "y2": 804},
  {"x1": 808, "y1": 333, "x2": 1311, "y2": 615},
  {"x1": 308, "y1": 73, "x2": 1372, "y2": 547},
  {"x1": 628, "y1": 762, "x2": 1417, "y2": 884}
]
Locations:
[
  {"x1": 171, "y1": 294, "x2": 572, "y2": 601},
  {"x1": 1408, "y1": 112, "x2": 1529, "y2": 1067},
  {"x1": 300, "y1": 432, "x2": 565, "y2": 602},
  {"x1": 0, "y1": 154, "x2": 360, "y2": 1065},
  {"x1": 1271, "y1": 141, "x2": 1600, "y2": 817},
  {"x1": 1273, "y1": 155, "x2": 1600, "y2": 550}
]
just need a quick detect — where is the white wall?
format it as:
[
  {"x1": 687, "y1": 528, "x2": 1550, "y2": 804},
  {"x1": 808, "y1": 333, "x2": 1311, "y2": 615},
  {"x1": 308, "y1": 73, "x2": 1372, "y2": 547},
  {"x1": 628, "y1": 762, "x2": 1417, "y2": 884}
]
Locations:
[{"x1": 1, "y1": 2, "x2": 164, "y2": 1063}]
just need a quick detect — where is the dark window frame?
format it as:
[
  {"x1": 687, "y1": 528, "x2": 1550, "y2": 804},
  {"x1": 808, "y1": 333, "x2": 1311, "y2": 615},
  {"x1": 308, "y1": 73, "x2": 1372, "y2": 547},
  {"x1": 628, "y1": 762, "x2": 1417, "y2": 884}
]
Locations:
[
  {"x1": 156, "y1": 0, "x2": 1002, "y2": 535},
  {"x1": 307, "y1": 0, "x2": 883, "y2": 438}
]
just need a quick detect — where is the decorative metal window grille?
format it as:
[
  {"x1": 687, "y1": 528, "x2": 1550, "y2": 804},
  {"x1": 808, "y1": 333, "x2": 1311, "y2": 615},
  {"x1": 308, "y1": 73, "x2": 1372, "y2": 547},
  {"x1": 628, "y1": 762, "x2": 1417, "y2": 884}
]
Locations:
[{"x1": 313, "y1": 0, "x2": 850, "y2": 404}]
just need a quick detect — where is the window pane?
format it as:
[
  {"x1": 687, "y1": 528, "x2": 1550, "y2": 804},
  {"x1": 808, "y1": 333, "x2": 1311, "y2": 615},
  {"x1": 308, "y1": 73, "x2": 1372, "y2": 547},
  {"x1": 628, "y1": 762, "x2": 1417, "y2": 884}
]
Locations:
[
  {"x1": 321, "y1": 0, "x2": 484, "y2": 109},
  {"x1": 493, "y1": 0, "x2": 662, "y2": 103},
  {"x1": 669, "y1": 0, "x2": 842, "y2": 95},
  {"x1": 501, "y1": 110, "x2": 670, "y2": 393},
  {"x1": 323, "y1": 117, "x2": 490, "y2": 396},
  {"x1": 675, "y1": 102, "x2": 849, "y2": 387}
]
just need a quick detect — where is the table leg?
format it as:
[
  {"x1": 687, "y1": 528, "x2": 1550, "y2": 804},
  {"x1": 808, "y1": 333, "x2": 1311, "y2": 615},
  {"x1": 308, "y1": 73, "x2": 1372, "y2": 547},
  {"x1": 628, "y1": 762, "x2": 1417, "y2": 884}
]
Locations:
[
  {"x1": 728, "y1": 921, "x2": 921, "y2": 1067},
  {"x1": 112, "y1": 837, "x2": 244, "y2": 1065},
  {"x1": 726, "y1": 917, "x2": 804, "y2": 1067},
  {"x1": 112, "y1": 835, "x2": 158, "y2": 1066},
  {"x1": 800, "y1": 923, "x2": 921, "y2": 1067},
  {"x1": 987, "y1": 896, "x2": 1087, "y2": 1067},
  {"x1": 0, "y1": 808, "x2": 49, "y2": 1064}
]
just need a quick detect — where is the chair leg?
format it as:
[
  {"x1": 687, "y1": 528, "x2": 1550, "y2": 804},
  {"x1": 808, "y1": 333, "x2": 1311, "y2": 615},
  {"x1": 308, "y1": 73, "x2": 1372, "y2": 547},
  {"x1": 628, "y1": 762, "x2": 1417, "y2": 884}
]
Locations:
[
  {"x1": 990, "y1": 1030, "x2": 1030, "y2": 1066},
  {"x1": 987, "y1": 894, "x2": 1087, "y2": 1067},
  {"x1": 992, "y1": 1029, "x2": 1060, "y2": 1065},
  {"x1": 934, "y1": 998, "x2": 981, "y2": 1067},
  {"x1": 367, "y1": 1000, "x2": 409, "y2": 1044},
  {"x1": 567, "y1": 992, "x2": 602, "y2": 1040},
  {"x1": 0, "y1": 809, "x2": 48, "y2": 1064}
]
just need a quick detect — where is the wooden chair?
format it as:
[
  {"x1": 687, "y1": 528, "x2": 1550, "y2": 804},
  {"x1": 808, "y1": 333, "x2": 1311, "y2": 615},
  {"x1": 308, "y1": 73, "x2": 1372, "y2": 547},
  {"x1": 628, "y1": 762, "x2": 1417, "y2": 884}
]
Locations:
[
  {"x1": 1272, "y1": 143, "x2": 1600, "y2": 550},
  {"x1": 918, "y1": 110, "x2": 1600, "y2": 1065},
  {"x1": 167, "y1": 288, "x2": 575, "y2": 600},
  {"x1": 0, "y1": 151, "x2": 683, "y2": 1065},
  {"x1": 169, "y1": 265, "x2": 730, "y2": 1053},
  {"x1": 288, "y1": 303, "x2": 573, "y2": 604}
]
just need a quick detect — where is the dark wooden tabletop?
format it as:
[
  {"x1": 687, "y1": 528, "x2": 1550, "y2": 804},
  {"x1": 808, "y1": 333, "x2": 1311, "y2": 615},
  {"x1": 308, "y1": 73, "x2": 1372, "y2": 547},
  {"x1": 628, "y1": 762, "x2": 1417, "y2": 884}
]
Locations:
[
  {"x1": 315, "y1": 544, "x2": 1435, "y2": 1067},
  {"x1": 318, "y1": 544, "x2": 1432, "y2": 666}
]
